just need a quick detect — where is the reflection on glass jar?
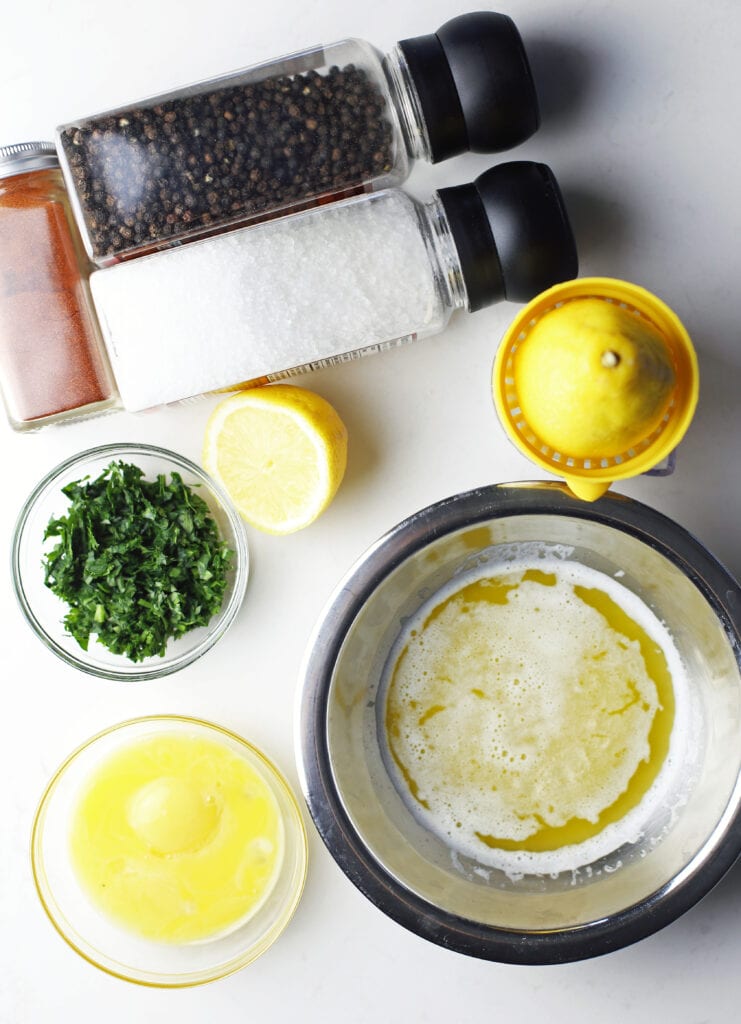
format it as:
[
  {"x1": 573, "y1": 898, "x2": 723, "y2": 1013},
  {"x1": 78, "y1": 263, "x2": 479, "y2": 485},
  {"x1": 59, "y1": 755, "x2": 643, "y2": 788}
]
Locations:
[{"x1": 0, "y1": 142, "x2": 117, "y2": 430}]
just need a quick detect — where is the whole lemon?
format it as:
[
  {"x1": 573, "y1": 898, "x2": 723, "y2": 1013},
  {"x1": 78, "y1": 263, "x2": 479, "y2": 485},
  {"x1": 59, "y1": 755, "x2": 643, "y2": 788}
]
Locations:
[{"x1": 514, "y1": 298, "x2": 676, "y2": 459}]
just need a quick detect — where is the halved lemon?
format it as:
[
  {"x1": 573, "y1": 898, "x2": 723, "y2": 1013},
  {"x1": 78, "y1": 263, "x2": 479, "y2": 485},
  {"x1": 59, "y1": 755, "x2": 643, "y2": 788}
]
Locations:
[
  {"x1": 203, "y1": 385, "x2": 348, "y2": 535},
  {"x1": 514, "y1": 298, "x2": 676, "y2": 459}
]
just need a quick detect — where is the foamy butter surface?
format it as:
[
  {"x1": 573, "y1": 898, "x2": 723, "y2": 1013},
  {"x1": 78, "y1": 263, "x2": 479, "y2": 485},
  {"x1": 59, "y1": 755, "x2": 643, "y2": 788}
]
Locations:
[{"x1": 383, "y1": 555, "x2": 689, "y2": 875}]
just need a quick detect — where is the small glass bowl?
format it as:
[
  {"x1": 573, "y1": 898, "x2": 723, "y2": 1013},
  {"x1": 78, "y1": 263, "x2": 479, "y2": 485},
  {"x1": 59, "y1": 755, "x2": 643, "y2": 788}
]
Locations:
[
  {"x1": 11, "y1": 443, "x2": 248, "y2": 681},
  {"x1": 32, "y1": 716, "x2": 308, "y2": 987}
]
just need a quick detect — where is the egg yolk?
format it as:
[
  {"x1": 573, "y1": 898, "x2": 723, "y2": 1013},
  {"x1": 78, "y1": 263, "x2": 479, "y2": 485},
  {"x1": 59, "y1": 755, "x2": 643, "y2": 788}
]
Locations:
[
  {"x1": 70, "y1": 732, "x2": 284, "y2": 944},
  {"x1": 127, "y1": 776, "x2": 220, "y2": 855}
]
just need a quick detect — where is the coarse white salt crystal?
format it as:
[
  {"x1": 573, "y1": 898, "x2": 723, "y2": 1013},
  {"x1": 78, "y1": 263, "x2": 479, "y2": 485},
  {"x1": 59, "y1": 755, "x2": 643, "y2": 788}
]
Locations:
[{"x1": 90, "y1": 190, "x2": 444, "y2": 411}]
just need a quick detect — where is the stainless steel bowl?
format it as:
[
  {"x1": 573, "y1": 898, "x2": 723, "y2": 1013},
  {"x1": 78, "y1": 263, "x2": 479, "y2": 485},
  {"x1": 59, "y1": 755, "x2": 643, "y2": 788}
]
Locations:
[{"x1": 297, "y1": 483, "x2": 741, "y2": 964}]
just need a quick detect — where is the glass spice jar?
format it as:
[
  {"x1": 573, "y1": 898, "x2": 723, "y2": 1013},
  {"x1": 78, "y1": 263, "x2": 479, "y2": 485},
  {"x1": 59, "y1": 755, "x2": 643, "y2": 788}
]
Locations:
[
  {"x1": 0, "y1": 142, "x2": 117, "y2": 431},
  {"x1": 56, "y1": 12, "x2": 540, "y2": 264},
  {"x1": 89, "y1": 161, "x2": 577, "y2": 413}
]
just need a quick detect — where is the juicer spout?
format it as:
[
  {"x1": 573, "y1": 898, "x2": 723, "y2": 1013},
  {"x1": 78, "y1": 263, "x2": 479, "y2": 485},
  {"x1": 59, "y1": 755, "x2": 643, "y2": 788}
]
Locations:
[{"x1": 564, "y1": 477, "x2": 612, "y2": 502}]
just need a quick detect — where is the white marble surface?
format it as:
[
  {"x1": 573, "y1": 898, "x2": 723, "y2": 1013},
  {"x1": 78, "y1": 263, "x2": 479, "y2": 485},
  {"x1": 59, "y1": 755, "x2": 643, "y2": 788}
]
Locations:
[{"x1": 1, "y1": 0, "x2": 740, "y2": 1020}]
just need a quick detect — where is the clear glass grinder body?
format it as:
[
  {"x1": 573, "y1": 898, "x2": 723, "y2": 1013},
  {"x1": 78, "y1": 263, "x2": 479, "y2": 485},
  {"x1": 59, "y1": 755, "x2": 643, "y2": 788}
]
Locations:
[
  {"x1": 89, "y1": 162, "x2": 578, "y2": 413},
  {"x1": 56, "y1": 13, "x2": 540, "y2": 264},
  {"x1": 91, "y1": 190, "x2": 456, "y2": 411}
]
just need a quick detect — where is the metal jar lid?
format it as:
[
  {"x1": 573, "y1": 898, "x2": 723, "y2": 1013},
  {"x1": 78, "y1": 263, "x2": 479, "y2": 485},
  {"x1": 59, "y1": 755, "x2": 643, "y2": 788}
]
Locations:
[{"x1": 0, "y1": 141, "x2": 59, "y2": 180}]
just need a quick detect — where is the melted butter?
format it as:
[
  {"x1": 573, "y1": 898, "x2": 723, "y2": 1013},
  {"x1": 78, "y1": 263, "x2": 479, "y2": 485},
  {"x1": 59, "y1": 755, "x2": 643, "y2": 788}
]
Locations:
[{"x1": 384, "y1": 561, "x2": 678, "y2": 869}]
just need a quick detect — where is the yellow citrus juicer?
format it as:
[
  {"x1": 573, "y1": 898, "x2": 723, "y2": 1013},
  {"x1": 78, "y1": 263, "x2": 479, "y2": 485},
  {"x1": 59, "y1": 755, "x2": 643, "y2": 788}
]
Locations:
[{"x1": 493, "y1": 277, "x2": 699, "y2": 501}]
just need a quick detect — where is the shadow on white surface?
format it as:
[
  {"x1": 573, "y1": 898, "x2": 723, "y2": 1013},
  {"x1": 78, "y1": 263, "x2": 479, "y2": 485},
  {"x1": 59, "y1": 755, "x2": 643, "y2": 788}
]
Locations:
[
  {"x1": 559, "y1": 182, "x2": 634, "y2": 270},
  {"x1": 526, "y1": 33, "x2": 608, "y2": 135},
  {"x1": 668, "y1": 350, "x2": 741, "y2": 581}
]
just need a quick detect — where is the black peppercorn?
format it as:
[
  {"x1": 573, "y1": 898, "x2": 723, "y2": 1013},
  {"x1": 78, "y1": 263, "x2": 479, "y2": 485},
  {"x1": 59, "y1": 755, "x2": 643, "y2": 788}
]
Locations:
[{"x1": 60, "y1": 63, "x2": 393, "y2": 260}]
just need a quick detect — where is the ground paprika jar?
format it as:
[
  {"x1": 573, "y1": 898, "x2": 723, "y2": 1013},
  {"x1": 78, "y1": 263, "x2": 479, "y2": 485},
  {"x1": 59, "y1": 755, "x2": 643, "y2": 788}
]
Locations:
[{"x1": 0, "y1": 142, "x2": 117, "y2": 430}]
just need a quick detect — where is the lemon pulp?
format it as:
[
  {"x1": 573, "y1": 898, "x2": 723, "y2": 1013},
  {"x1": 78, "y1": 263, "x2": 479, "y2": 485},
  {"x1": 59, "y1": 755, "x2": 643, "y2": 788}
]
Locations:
[
  {"x1": 384, "y1": 562, "x2": 681, "y2": 872},
  {"x1": 70, "y1": 733, "x2": 284, "y2": 943},
  {"x1": 514, "y1": 298, "x2": 676, "y2": 459},
  {"x1": 203, "y1": 384, "x2": 347, "y2": 534}
]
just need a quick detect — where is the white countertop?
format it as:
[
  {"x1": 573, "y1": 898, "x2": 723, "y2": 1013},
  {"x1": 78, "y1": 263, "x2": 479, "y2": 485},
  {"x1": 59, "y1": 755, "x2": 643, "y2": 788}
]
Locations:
[{"x1": 2, "y1": 0, "x2": 740, "y2": 1020}]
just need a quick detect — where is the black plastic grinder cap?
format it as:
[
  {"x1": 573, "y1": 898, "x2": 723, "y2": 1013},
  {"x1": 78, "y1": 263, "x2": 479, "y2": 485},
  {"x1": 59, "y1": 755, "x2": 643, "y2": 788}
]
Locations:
[
  {"x1": 398, "y1": 11, "x2": 540, "y2": 161},
  {"x1": 437, "y1": 161, "x2": 578, "y2": 311}
]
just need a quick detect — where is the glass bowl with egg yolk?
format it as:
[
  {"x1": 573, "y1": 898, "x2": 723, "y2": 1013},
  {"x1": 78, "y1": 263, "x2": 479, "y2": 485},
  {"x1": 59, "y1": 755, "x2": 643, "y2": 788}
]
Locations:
[{"x1": 31, "y1": 716, "x2": 308, "y2": 986}]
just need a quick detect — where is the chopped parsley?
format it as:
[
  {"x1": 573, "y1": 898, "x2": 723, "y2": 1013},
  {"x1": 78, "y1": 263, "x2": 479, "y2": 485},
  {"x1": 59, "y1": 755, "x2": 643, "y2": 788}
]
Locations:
[{"x1": 42, "y1": 460, "x2": 232, "y2": 662}]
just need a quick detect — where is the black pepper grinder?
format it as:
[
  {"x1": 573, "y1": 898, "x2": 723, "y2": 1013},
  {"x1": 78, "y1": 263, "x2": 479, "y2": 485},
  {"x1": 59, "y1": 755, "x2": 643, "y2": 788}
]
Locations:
[{"x1": 56, "y1": 12, "x2": 540, "y2": 264}]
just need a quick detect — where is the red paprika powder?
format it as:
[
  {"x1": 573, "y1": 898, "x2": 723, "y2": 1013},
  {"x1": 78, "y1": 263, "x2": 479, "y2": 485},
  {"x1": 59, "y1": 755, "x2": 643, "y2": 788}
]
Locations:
[{"x1": 0, "y1": 142, "x2": 116, "y2": 429}]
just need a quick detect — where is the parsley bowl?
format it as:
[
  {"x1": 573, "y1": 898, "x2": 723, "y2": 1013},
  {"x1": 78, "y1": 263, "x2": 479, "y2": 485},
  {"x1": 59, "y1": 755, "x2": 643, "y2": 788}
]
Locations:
[{"x1": 11, "y1": 443, "x2": 249, "y2": 680}]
